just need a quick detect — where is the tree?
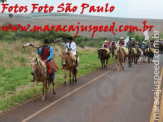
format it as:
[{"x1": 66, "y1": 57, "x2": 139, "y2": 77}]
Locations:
[
  {"x1": 0, "y1": 0, "x2": 7, "y2": 3},
  {"x1": 9, "y1": 14, "x2": 13, "y2": 18}
]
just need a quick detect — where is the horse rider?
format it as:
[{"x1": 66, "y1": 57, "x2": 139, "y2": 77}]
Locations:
[
  {"x1": 102, "y1": 40, "x2": 110, "y2": 55},
  {"x1": 146, "y1": 41, "x2": 151, "y2": 48},
  {"x1": 119, "y1": 37, "x2": 125, "y2": 46},
  {"x1": 135, "y1": 42, "x2": 140, "y2": 48},
  {"x1": 118, "y1": 37, "x2": 129, "y2": 55},
  {"x1": 130, "y1": 38, "x2": 136, "y2": 47},
  {"x1": 61, "y1": 36, "x2": 78, "y2": 69},
  {"x1": 141, "y1": 41, "x2": 146, "y2": 49},
  {"x1": 111, "y1": 40, "x2": 116, "y2": 48},
  {"x1": 31, "y1": 39, "x2": 57, "y2": 82}
]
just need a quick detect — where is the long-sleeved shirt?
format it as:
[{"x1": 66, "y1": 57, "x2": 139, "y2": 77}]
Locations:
[
  {"x1": 38, "y1": 46, "x2": 54, "y2": 61},
  {"x1": 61, "y1": 42, "x2": 76, "y2": 55}
]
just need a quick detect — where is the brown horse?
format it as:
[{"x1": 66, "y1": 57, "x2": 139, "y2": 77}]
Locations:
[
  {"x1": 98, "y1": 48, "x2": 110, "y2": 68},
  {"x1": 134, "y1": 48, "x2": 141, "y2": 64},
  {"x1": 111, "y1": 45, "x2": 116, "y2": 58},
  {"x1": 61, "y1": 51, "x2": 78, "y2": 84},
  {"x1": 128, "y1": 45, "x2": 134, "y2": 67},
  {"x1": 115, "y1": 46, "x2": 125, "y2": 71},
  {"x1": 31, "y1": 58, "x2": 56, "y2": 101}
]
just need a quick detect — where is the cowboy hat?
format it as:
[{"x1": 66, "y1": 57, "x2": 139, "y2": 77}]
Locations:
[
  {"x1": 131, "y1": 38, "x2": 135, "y2": 40},
  {"x1": 105, "y1": 40, "x2": 108, "y2": 43},
  {"x1": 44, "y1": 39, "x2": 49, "y2": 43},
  {"x1": 119, "y1": 37, "x2": 124, "y2": 40},
  {"x1": 67, "y1": 36, "x2": 73, "y2": 40}
]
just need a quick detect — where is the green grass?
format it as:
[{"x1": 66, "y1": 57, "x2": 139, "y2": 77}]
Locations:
[{"x1": 0, "y1": 49, "x2": 115, "y2": 112}]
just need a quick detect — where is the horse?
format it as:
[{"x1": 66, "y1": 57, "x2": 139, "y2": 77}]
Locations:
[
  {"x1": 138, "y1": 48, "x2": 145, "y2": 63},
  {"x1": 61, "y1": 51, "x2": 78, "y2": 84},
  {"x1": 145, "y1": 47, "x2": 154, "y2": 63},
  {"x1": 134, "y1": 48, "x2": 141, "y2": 64},
  {"x1": 111, "y1": 45, "x2": 116, "y2": 58},
  {"x1": 128, "y1": 45, "x2": 134, "y2": 67},
  {"x1": 31, "y1": 58, "x2": 56, "y2": 101},
  {"x1": 115, "y1": 46, "x2": 125, "y2": 71},
  {"x1": 159, "y1": 42, "x2": 163, "y2": 54},
  {"x1": 98, "y1": 48, "x2": 110, "y2": 68}
]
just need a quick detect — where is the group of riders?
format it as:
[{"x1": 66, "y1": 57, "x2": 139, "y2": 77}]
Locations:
[
  {"x1": 102, "y1": 37, "x2": 156, "y2": 54},
  {"x1": 32, "y1": 35, "x2": 161, "y2": 82},
  {"x1": 102, "y1": 36, "x2": 160, "y2": 56},
  {"x1": 30, "y1": 36, "x2": 163, "y2": 100},
  {"x1": 99, "y1": 36, "x2": 163, "y2": 69}
]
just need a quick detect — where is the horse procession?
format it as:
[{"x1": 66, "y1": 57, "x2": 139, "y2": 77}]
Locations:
[
  {"x1": 23, "y1": 36, "x2": 163, "y2": 102},
  {"x1": 98, "y1": 37, "x2": 163, "y2": 70}
]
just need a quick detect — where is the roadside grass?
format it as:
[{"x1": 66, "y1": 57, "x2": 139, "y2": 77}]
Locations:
[{"x1": 0, "y1": 43, "x2": 115, "y2": 112}]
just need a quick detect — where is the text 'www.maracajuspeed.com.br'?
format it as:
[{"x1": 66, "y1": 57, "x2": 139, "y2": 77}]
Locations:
[{"x1": 1, "y1": 21, "x2": 154, "y2": 37}]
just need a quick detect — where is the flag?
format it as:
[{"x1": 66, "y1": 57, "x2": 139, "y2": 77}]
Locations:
[
  {"x1": 124, "y1": 36, "x2": 129, "y2": 47},
  {"x1": 143, "y1": 30, "x2": 149, "y2": 40}
]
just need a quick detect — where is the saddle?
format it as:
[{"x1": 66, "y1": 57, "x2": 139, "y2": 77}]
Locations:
[
  {"x1": 121, "y1": 47, "x2": 129, "y2": 55},
  {"x1": 45, "y1": 60, "x2": 59, "y2": 74},
  {"x1": 133, "y1": 48, "x2": 137, "y2": 54}
]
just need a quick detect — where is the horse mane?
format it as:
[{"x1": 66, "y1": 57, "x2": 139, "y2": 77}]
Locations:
[{"x1": 36, "y1": 58, "x2": 46, "y2": 72}]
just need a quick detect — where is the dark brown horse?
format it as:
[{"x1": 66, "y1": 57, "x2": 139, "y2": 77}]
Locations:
[
  {"x1": 159, "y1": 42, "x2": 163, "y2": 54},
  {"x1": 145, "y1": 48, "x2": 154, "y2": 63},
  {"x1": 98, "y1": 48, "x2": 110, "y2": 68},
  {"x1": 128, "y1": 45, "x2": 134, "y2": 67},
  {"x1": 111, "y1": 45, "x2": 116, "y2": 58},
  {"x1": 61, "y1": 51, "x2": 78, "y2": 84}
]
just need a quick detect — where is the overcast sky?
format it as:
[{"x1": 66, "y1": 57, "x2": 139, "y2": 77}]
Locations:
[{"x1": 0, "y1": 0, "x2": 163, "y2": 19}]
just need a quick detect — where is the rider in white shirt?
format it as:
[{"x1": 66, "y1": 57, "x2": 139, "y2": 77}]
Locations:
[{"x1": 61, "y1": 36, "x2": 78, "y2": 69}]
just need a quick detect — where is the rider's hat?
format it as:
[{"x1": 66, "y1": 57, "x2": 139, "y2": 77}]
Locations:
[
  {"x1": 44, "y1": 39, "x2": 49, "y2": 43},
  {"x1": 105, "y1": 40, "x2": 107, "y2": 43},
  {"x1": 131, "y1": 38, "x2": 135, "y2": 40},
  {"x1": 67, "y1": 36, "x2": 73, "y2": 40},
  {"x1": 119, "y1": 37, "x2": 124, "y2": 40}
]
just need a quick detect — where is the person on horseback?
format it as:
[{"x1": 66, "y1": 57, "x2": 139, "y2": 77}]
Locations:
[
  {"x1": 102, "y1": 40, "x2": 110, "y2": 55},
  {"x1": 141, "y1": 41, "x2": 146, "y2": 49},
  {"x1": 111, "y1": 40, "x2": 116, "y2": 48},
  {"x1": 61, "y1": 36, "x2": 78, "y2": 70},
  {"x1": 119, "y1": 37, "x2": 125, "y2": 46},
  {"x1": 118, "y1": 37, "x2": 129, "y2": 56},
  {"x1": 131, "y1": 38, "x2": 136, "y2": 47},
  {"x1": 31, "y1": 39, "x2": 57, "y2": 82}
]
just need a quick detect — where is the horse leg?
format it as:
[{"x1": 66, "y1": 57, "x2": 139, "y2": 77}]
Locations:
[
  {"x1": 106, "y1": 59, "x2": 108, "y2": 67},
  {"x1": 117, "y1": 61, "x2": 120, "y2": 71},
  {"x1": 52, "y1": 82, "x2": 56, "y2": 95},
  {"x1": 34, "y1": 81, "x2": 38, "y2": 101},
  {"x1": 75, "y1": 70, "x2": 77, "y2": 83},
  {"x1": 64, "y1": 69, "x2": 67, "y2": 84},
  {"x1": 42, "y1": 80, "x2": 46, "y2": 102},
  {"x1": 69, "y1": 70, "x2": 72, "y2": 83},
  {"x1": 122, "y1": 62, "x2": 124, "y2": 70},
  {"x1": 128, "y1": 58, "x2": 131, "y2": 67}
]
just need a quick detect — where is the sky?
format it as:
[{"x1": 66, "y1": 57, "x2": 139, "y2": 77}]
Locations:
[{"x1": 0, "y1": 0, "x2": 163, "y2": 19}]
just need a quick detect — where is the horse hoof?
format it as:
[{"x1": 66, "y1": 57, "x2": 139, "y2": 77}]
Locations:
[
  {"x1": 41, "y1": 98, "x2": 45, "y2": 102},
  {"x1": 53, "y1": 91, "x2": 56, "y2": 95},
  {"x1": 64, "y1": 82, "x2": 66, "y2": 85}
]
